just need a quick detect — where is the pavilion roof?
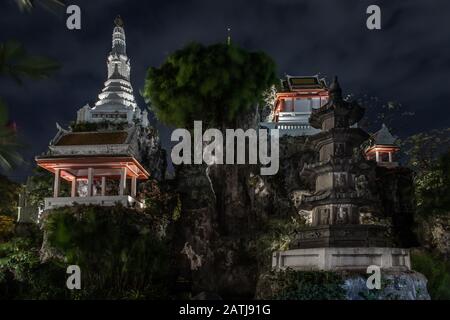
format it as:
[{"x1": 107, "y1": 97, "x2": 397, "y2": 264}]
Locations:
[
  {"x1": 54, "y1": 131, "x2": 128, "y2": 146},
  {"x1": 372, "y1": 124, "x2": 397, "y2": 146}
]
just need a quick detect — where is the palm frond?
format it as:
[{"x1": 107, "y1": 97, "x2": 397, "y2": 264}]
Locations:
[
  {"x1": 14, "y1": 0, "x2": 66, "y2": 14},
  {"x1": 0, "y1": 99, "x2": 24, "y2": 172},
  {"x1": 0, "y1": 41, "x2": 60, "y2": 84}
]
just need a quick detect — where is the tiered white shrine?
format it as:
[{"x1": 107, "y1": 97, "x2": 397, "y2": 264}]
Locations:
[{"x1": 36, "y1": 16, "x2": 151, "y2": 211}]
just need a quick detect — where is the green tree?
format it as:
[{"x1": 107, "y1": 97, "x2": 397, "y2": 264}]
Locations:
[{"x1": 143, "y1": 42, "x2": 277, "y2": 129}]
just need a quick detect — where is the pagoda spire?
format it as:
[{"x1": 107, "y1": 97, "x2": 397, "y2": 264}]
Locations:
[
  {"x1": 75, "y1": 15, "x2": 149, "y2": 127},
  {"x1": 329, "y1": 76, "x2": 342, "y2": 101},
  {"x1": 112, "y1": 15, "x2": 126, "y2": 55},
  {"x1": 93, "y1": 16, "x2": 137, "y2": 112}
]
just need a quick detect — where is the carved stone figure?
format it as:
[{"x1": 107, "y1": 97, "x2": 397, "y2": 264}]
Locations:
[{"x1": 355, "y1": 174, "x2": 369, "y2": 198}]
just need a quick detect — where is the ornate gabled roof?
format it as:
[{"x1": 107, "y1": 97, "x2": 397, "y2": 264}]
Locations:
[
  {"x1": 372, "y1": 123, "x2": 397, "y2": 146},
  {"x1": 40, "y1": 126, "x2": 140, "y2": 159}
]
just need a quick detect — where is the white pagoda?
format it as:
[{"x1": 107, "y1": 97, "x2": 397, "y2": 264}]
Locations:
[{"x1": 76, "y1": 16, "x2": 148, "y2": 126}]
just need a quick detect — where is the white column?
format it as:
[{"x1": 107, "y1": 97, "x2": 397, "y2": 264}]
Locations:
[
  {"x1": 119, "y1": 167, "x2": 127, "y2": 196},
  {"x1": 375, "y1": 151, "x2": 380, "y2": 162},
  {"x1": 388, "y1": 152, "x2": 393, "y2": 162},
  {"x1": 87, "y1": 168, "x2": 93, "y2": 197},
  {"x1": 53, "y1": 168, "x2": 60, "y2": 198},
  {"x1": 131, "y1": 176, "x2": 137, "y2": 198},
  {"x1": 101, "y1": 176, "x2": 106, "y2": 196},
  {"x1": 71, "y1": 178, "x2": 77, "y2": 197}
]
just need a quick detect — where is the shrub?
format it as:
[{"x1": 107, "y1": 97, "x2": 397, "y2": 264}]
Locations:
[
  {"x1": 0, "y1": 215, "x2": 15, "y2": 241},
  {"x1": 264, "y1": 269, "x2": 346, "y2": 300},
  {"x1": 43, "y1": 205, "x2": 171, "y2": 299},
  {"x1": 411, "y1": 250, "x2": 450, "y2": 300},
  {"x1": 0, "y1": 236, "x2": 69, "y2": 299}
]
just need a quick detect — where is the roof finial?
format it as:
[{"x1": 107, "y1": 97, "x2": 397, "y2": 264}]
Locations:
[
  {"x1": 227, "y1": 27, "x2": 231, "y2": 46},
  {"x1": 329, "y1": 75, "x2": 342, "y2": 100},
  {"x1": 114, "y1": 15, "x2": 124, "y2": 27},
  {"x1": 111, "y1": 15, "x2": 126, "y2": 55}
]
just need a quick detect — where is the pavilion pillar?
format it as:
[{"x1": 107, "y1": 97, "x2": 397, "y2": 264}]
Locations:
[
  {"x1": 71, "y1": 178, "x2": 77, "y2": 197},
  {"x1": 87, "y1": 168, "x2": 93, "y2": 197},
  {"x1": 131, "y1": 176, "x2": 137, "y2": 198},
  {"x1": 375, "y1": 151, "x2": 380, "y2": 162},
  {"x1": 53, "y1": 168, "x2": 60, "y2": 198},
  {"x1": 119, "y1": 167, "x2": 127, "y2": 196},
  {"x1": 101, "y1": 177, "x2": 106, "y2": 196},
  {"x1": 388, "y1": 152, "x2": 392, "y2": 162}
]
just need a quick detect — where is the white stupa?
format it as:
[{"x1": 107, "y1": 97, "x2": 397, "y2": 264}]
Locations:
[{"x1": 76, "y1": 15, "x2": 148, "y2": 127}]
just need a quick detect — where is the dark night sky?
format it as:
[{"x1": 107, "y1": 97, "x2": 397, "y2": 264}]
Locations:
[{"x1": 0, "y1": 0, "x2": 449, "y2": 181}]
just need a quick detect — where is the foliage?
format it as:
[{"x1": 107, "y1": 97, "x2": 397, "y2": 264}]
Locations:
[
  {"x1": 265, "y1": 269, "x2": 346, "y2": 300},
  {"x1": 0, "y1": 215, "x2": 15, "y2": 241},
  {"x1": 411, "y1": 250, "x2": 450, "y2": 300},
  {"x1": 255, "y1": 216, "x2": 307, "y2": 271},
  {"x1": 43, "y1": 205, "x2": 171, "y2": 299},
  {"x1": 0, "y1": 41, "x2": 59, "y2": 84},
  {"x1": 0, "y1": 40, "x2": 59, "y2": 171},
  {"x1": 23, "y1": 166, "x2": 57, "y2": 208},
  {"x1": 0, "y1": 236, "x2": 69, "y2": 299},
  {"x1": 401, "y1": 128, "x2": 450, "y2": 173},
  {"x1": 0, "y1": 174, "x2": 20, "y2": 216},
  {"x1": 0, "y1": 100, "x2": 23, "y2": 172},
  {"x1": 400, "y1": 128, "x2": 450, "y2": 219},
  {"x1": 143, "y1": 42, "x2": 277, "y2": 129},
  {"x1": 141, "y1": 178, "x2": 181, "y2": 221},
  {"x1": 413, "y1": 151, "x2": 450, "y2": 218},
  {"x1": 14, "y1": 0, "x2": 65, "y2": 14}
]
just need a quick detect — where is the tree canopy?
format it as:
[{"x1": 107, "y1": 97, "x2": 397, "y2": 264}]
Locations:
[
  {"x1": 401, "y1": 128, "x2": 450, "y2": 218},
  {"x1": 143, "y1": 42, "x2": 277, "y2": 129}
]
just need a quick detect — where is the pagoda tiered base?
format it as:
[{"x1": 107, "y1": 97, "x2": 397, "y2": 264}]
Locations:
[
  {"x1": 290, "y1": 224, "x2": 388, "y2": 249},
  {"x1": 272, "y1": 247, "x2": 411, "y2": 271}
]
